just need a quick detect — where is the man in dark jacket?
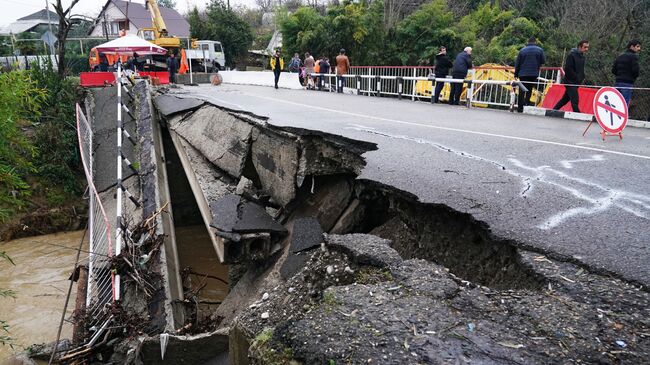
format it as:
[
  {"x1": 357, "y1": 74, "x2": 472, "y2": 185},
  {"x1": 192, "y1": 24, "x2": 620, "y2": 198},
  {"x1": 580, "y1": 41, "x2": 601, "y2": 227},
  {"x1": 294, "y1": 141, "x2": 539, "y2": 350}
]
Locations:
[
  {"x1": 433, "y1": 46, "x2": 453, "y2": 103},
  {"x1": 553, "y1": 40, "x2": 589, "y2": 112},
  {"x1": 515, "y1": 37, "x2": 545, "y2": 112},
  {"x1": 166, "y1": 52, "x2": 179, "y2": 84},
  {"x1": 449, "y1": 47, "x2": 473, "y2": 105},
  {"x1": 612, "y1": 39, "x2": 641, "y2": 106}
]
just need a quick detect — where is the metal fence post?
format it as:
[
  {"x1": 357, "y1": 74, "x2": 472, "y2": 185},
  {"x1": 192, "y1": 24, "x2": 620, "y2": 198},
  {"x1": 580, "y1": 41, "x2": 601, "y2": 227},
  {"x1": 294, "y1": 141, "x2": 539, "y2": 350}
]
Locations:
[
  {"x1": 376, "y1": 76, "x2": 381, "y2": 97},
  {"x1": 397, "y1": 77, "x2": 403, "y2": 99},
  {"x1": 411, "y1": 68, "x2": 416, "y2": 101},
  {"x1": 356, "y1": 75, "x2": 361, "y2": 95}
]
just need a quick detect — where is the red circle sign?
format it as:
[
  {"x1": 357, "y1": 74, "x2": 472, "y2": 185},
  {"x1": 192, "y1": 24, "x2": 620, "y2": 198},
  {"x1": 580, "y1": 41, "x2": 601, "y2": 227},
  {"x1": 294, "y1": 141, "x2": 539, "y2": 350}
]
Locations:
[{"x1": 593, "y1": 87, "x2": 628, "y2": 134}]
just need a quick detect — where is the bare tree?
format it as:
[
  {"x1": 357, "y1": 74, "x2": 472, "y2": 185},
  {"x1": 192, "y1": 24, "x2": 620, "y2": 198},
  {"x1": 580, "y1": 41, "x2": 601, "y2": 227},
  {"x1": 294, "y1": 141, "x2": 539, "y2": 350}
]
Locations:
[
  {"x1": 52, "y1": 0, "x2": 81, "y2": 77},
  {"x1": 256, "y1": 0, "x2": 274, "y2": 12}
]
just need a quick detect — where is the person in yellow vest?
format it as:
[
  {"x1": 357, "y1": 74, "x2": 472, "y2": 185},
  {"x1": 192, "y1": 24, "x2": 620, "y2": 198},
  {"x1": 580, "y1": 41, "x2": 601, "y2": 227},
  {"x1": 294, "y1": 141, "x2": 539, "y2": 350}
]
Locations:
[{"x1": 270, "y1": 50, "x2": 285, "y2": 89}]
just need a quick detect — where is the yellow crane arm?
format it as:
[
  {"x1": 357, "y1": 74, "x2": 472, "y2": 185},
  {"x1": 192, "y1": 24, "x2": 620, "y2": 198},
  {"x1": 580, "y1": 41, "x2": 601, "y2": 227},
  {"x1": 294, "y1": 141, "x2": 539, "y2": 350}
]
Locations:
[{"x1": 145, "y1": 0, "x2": 168, "y2": 38}]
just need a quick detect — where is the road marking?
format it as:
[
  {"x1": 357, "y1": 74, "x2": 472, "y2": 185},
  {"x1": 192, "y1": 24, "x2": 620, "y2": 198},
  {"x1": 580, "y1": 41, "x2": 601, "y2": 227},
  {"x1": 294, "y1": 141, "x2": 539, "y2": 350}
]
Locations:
[
  {"x1": 508, "y1": 158, "x2": 650, "y2": 229},
  {"x1": 239, "y1": 92, "x2": 650, "y2": 160},
  {"x1": 559, "y1": 155, "x2": 605, "y2": 169}
]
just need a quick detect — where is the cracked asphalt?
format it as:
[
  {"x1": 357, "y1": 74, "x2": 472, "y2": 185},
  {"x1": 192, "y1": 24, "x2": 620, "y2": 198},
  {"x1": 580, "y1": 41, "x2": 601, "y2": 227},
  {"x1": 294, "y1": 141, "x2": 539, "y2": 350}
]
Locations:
[{"x1": 170, "y1": 83, "x2": 650, "y2": 287}]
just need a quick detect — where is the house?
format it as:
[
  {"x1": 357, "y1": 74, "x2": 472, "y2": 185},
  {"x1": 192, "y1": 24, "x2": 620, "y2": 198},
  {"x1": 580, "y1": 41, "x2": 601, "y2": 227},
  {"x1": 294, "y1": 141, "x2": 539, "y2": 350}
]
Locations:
[
  {"x1": 88, "y1": 0, "x2": 190, "y2": 39},
  {"x1": 0, "y1": 9, "x2": 59, "y2": 36}
]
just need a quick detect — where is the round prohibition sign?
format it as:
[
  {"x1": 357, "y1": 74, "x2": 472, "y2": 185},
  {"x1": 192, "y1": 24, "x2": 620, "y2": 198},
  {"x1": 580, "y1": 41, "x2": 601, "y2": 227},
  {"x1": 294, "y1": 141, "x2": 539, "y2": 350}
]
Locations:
[{"x1": 593, "y1": 87, "x2": 628, "y2": 134}]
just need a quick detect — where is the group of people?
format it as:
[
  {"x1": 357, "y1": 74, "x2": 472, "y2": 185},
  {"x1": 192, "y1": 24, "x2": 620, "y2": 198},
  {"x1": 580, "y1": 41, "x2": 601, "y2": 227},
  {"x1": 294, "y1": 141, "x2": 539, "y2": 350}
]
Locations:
[
  {"x1": 269, "y1": 48, "x2": 350, "y2": 89},
  {"x1": 516, "y1": 38, "x2": 642, "y2": 113},
  {"x1": 432, "y1": 38, "x2": 642, "y2": 113}
]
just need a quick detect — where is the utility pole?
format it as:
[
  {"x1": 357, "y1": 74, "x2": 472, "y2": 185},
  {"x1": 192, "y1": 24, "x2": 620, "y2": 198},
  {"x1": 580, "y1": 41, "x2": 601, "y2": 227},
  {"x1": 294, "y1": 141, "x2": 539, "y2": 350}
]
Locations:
[{"x1": 45, "y1": 0, "x2": 55, "y2": 54}]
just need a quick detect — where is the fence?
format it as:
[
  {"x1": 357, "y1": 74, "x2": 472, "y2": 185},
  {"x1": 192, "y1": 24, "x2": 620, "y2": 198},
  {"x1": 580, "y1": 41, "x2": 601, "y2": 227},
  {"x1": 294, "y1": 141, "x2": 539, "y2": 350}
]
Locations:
[
  {"x1": 313, "y1": 66, "x2": 649, "y2": 121},
  {"x1": 75, "y1": 103, "x2": 115, "y2": 337},
  {"x1": 0, "y1": 55, "x2": 57, "y2": 71}
]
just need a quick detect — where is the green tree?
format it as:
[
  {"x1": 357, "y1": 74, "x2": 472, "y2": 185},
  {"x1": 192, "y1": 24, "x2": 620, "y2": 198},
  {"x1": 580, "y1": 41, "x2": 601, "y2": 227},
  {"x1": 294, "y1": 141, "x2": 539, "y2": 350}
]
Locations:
[
  {"x1": 392, "y1": 0, "x2": 458, "y2": 65},
  {"x1": 279, "y1": 1, "x2": 385, "y2": 65},
  {"x1": 188, "y1": 1, "x2": 254, "y2": 68}
]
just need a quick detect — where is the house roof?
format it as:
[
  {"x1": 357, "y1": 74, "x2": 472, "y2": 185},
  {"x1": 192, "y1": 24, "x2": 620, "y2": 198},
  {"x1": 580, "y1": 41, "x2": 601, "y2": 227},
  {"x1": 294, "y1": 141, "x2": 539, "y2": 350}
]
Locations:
[
  {"x1": 0, "y1": 9, "x2": 59, "y2": 35},
  {"x1": 92, "y1": 0, "x2": 190, "y2": 38},
  {"x1": 18, "y1": 9, "x2": 59, "y2": 21}
]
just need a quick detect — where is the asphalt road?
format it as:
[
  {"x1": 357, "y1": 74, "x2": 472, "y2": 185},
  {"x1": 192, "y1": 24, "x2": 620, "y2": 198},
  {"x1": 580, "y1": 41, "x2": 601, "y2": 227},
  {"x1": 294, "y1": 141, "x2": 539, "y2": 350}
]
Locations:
[{"x1": 172, "y1": 84, "x2": 650, "y2": 287}]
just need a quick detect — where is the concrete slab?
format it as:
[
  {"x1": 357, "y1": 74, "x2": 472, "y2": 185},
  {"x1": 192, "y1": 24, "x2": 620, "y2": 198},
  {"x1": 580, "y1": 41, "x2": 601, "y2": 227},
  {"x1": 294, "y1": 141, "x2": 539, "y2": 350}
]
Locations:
[
  {"x1": 209, "y1": 194, "x2": 286, "y2": 235},
  {"x1": 289, "y1": 218, "x2": 324, "y2": 253},
  {"x1": 170, "y1": 105, "x2": 252, "y2": 178},
  {"x1": 235, "y1": 201, "x2": 287, "y2": 234},
  {"x1": 153, "y1": 94, "x2": 205, "y2": 117},
  {"x1": 209, "y1": 194, "x2": 240, "y2": 233},
  {"x1": 251, "y1": 128, "x2": 299, "y2": 206}
]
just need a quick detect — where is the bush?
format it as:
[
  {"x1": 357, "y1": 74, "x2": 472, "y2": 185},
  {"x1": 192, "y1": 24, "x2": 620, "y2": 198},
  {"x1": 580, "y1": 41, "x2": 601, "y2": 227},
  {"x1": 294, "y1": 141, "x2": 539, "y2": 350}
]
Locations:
[
  {"x1": 29, "y1": 61, "x2": 83, "y2": 196},
  {"x1": 0, "y1": 70, "x2": 43, "y2": 221}
]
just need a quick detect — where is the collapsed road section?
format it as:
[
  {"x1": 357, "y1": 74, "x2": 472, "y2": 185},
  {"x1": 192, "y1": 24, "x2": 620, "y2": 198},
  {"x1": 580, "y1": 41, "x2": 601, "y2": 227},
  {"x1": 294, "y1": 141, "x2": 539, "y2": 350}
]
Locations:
[{"x1": 55, "y1": 83, "x2": 650, "y2": 364}]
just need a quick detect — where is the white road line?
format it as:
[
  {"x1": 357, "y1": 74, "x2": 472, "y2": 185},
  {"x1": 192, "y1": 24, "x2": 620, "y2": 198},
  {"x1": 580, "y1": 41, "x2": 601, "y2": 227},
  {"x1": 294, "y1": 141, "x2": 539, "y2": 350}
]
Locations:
[{"x1": 239, "y1": 92, "x2": 650, "y2": 161}]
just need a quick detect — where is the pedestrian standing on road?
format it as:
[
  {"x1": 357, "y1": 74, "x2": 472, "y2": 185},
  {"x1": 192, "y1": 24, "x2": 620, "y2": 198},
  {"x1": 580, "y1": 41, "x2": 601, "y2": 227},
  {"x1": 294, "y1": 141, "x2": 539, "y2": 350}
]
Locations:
[
  {"x1": 433, "y1": 46, "x2": 453, "y2": 103},
  {"x1": 612, "y1": 39, "x2": 641, "y2": 106},
  {"x1": 320, "y1": 57, "x2": 331, "y2": 89},
  {"x1": 335, "y1": 48, "x2": 351, "y2": 75},
  {"x1": 303, "y1": 52, "x2": 315, "y2": 89},
  {"x1": 449, "y1": 47, "x2": 473, "y2": 105},
  {"x1": 288, "y1": 53, "x2": 302, "y2": 73},
  {"x1": 166, "y1": 52, "x2": 178, "y2": 84},
  {"x1": 553, "y1": 40, "x2": 589, "y2": 112},
  {"x1": 515, "y1": 37, "x2": 546, "y2": 113},
  {"x1": 270, "y1": 49, "x2": 284, "y2": 89}
]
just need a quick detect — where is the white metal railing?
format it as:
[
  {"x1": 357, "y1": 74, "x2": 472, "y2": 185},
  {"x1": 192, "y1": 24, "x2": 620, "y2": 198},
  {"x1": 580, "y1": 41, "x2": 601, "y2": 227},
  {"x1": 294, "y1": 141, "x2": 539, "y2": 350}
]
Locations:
[
  {"x1": 341, "y1": 65, "x2": 564, "y2": 109},
  {"x1": 76, "y1": 103, "x2": 115, "y2": 332},
  {"x1": 308, "y1": 72, "x2": 530, "y2": 110}
]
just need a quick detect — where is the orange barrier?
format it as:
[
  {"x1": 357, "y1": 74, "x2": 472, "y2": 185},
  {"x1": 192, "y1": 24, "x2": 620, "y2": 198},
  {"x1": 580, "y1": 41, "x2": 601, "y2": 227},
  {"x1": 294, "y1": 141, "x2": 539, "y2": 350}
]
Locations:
[
  {"x1": 540, "y1": 85, "x2": 597, "y2": 114},
  {"x1": 80, "y1": 71, "x2": 170, "y2": 87}
]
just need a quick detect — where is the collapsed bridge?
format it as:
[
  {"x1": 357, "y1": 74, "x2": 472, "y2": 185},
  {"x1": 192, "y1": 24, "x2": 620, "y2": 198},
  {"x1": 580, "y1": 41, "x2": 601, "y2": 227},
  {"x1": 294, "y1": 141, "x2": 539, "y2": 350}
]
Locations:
[{"x1": 64, "y1": 77, "x2": 650, "y2": 364}]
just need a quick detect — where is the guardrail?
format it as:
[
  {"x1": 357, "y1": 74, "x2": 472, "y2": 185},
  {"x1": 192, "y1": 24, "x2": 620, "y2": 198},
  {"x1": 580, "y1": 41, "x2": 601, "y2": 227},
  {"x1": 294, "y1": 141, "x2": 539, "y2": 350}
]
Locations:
[
  {"x1": 75, "y1": 103, "x2": 115, "y2": 334},
  {"x1": 309, "y1": 72, "x2": 528, "y2": 110},
  {"x1": 345, "y1": 65, "x2": 563, "y2": 108}
]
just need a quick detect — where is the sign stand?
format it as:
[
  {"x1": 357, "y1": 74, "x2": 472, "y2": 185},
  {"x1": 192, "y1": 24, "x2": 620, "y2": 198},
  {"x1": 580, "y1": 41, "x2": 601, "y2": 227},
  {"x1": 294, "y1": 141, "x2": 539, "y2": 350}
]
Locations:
[{"x1": 584, "y1": 87, "x2": 628, "y2": 141}]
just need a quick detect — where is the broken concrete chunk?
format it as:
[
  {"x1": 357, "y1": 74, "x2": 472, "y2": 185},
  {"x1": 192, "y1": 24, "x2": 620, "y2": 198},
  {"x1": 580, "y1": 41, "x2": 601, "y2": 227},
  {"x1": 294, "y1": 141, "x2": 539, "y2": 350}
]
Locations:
[
  {"x1": 209, "y1": 194, "x2": 285, "y2": 235},
  {"x1": 153, "y1": 94, "x2": 204, "y2": 117},
  {"x1": 235, "y1": 176, "x2": 255, "y2": 196},
  {"x1": 171, "y1": 105, "x2": 252, "y2": 178},
  {"x1": 235, "y1": 201, "x2": 287, "y2": 234},
  {"x1": 251, "y1": 128, "x2": 298, "y2": 206},
  {"x1": 209, "y1": 194, "x2": 241, "y2": 233},
  {"x1": 290, "y1": 218, "x2": 324, "y2": 254},
  {"x1": 330, "y1": 199, "x2": 366, "y2": 234},
  {"x1": 289, "y1": 177, "x2": 353, "y2": 232},
  {"x1": 326, "y1": 234, "x2": 402, "y2": 268}
]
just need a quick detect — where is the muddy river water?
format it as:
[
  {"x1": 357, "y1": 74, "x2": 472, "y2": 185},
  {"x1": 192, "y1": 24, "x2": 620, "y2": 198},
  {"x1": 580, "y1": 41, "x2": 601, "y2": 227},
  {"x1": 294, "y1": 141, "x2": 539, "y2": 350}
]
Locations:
[
  {"x1": 0, "y1": 225, "x2": 229, "y2": 363},
  {"x1": 0, "y1": 231, "x2": 85, "y2": 363}
]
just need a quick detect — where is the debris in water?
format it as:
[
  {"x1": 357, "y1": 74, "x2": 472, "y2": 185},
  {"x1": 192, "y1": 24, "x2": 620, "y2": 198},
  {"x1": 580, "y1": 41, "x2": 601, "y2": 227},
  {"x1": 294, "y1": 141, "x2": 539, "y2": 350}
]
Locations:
[
  {"x1": 261, "y1": 312, "x2": 270, "y2": 319},
  {"x1": 616, "y1": 340, "x2": 627, "y2": 348},
  {"x1": 467, "y1": 323, "x2": 475, "y2": 332}
]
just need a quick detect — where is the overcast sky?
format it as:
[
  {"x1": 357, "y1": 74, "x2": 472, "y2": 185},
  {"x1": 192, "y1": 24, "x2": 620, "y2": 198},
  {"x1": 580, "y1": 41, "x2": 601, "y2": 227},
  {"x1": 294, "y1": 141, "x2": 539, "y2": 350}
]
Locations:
[{"x1": 0, "y1": 0, "x2": 257, "y2": 27}]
